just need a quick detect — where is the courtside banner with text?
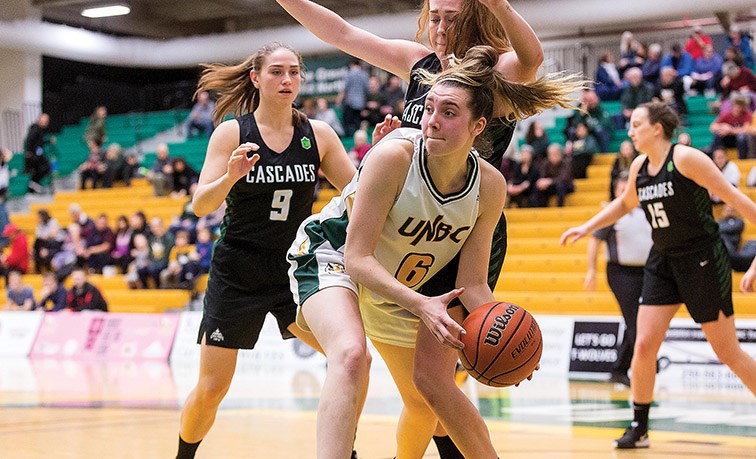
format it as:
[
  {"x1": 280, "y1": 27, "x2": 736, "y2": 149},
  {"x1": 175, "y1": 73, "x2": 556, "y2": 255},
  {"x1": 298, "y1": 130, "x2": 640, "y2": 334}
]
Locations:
[
  {"x1": 29, "y1": 312, "x2": 180, "y2": 361},
  {"x1": 0, "y1": 311, "x2": 44, "y2": 357}
]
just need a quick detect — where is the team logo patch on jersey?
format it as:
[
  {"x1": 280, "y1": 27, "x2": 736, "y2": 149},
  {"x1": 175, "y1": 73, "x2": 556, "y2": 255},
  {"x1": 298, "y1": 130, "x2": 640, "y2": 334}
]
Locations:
[
  {"x1": 301, "y1": 136, "x2": 312, "y2": 150},
  {"x1": 325, "y1": 262, "x2": 346, "y2": 274},
  {"x1": 667, "y1": 161, "x2": 674, "y2": 172}
]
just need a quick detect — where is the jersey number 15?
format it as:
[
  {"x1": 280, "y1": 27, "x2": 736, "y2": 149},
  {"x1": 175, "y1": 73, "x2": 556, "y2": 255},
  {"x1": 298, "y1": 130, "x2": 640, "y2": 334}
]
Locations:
[{"x1": 647, "y1": 202, "x2": 670, "y2": 229}]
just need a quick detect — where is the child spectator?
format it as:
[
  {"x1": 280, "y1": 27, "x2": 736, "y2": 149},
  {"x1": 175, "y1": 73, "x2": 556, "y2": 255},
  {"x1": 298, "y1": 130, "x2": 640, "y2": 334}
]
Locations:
[
  {"x1": 5, "y1": 271, "x2": 35, "y2": 311},
  {"x1": 160, "y1": 230, "x2": 197, "y2": 289},
  {"x1": 348, "y1": 130, "x2": 372, "y2": 167},
  {"x1": 126, "y1": 233, "x2": 150, "y2": 289},
  {"x1": 38, "y1": 272, "x2": 67, "y2": 311},
  {"x1": 66, "y1": 268, "x2": 108, "y2": 312}
]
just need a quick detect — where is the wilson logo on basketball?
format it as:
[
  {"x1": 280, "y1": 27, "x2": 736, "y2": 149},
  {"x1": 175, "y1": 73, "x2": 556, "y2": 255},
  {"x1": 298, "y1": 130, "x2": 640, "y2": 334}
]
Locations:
[{"x1": 483, "y1": 304, "x2": 519, "y2": 346}]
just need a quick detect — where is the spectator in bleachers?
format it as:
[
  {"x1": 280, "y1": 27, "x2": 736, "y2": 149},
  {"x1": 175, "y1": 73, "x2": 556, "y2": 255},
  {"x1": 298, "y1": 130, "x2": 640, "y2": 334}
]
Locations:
[
  {"x1": 362, "y1": 76, "x2": 386, "y2": 128},
  {"x1": 84, "y1": 214, "x2": 115, "y2": 274},
  {"x1": 564, "y1": 89, "x2": 614, "y2": 153},
  {"x1": 566, "y1": 122, "x2": 598, "y2": 179},
  {"x1": 124, "y1": 153, "x2": 141, "y2": 180},
  {"x1": 725, "y1": 24, "x2": 754, "y2": 69},
  {"x1": 618, "y1": 31, "x2": 644, "y2": 77},
  {"x1": 677, "y1": 132, "x2": 692, "y2": 146},
  {"x1": 147, "y1": 143, "x2": 173, "y2": 196},
  {"x1": 110, "y1": 215, "x2": 133, "y2": 274},
  {"x1": 641, "y1": 43, "x2": 663, "y2": 84},
  {"x1": 186, "y1": 91, "x2": 216, "y2": 139},
  {"x1": 684, "y1": 25, "x2": 712, "y2": 61},
  {"x1": 534, "y1": 143, "x2": 574, "y2": 207},
  {"x1": 65, "y1": 268, "x2": 108, "y2": 312},
  {"x1": 84, "y1": 106, "x2": 107, "y2": 150},
  {"x1": 160, "y1": 230, "x2": 198, "y2": 290},
  {"x1": 126, "y1": 233, "x2": 149, "y2": 289},
  {"x1": 22, "y1": 113, "x2": 54, "y2": 194},
  {"x1": 690, "y1": 44, "x2": 723, "y2": 97},
  {"x1": 33, "y1": 209, "x2": 63, "y2": 274},
  {"x1": 653, "y1": 67, "x2": 688, "y2": 120},
  {"x1": 138, "y1": 217, "x2": 174, "y2": 288},
  {"x1": 381, "y1": 76, "x2": 405, "y2": 116},
  {"x1": 506, "y1": 145, "x2": 538, "y2": 208},
  {"x1": 99, "y1": 143, "x2": 130, "y2": 188},
  {"x1": 50, "y1": 224, "x2": 82, "y2": 279},
  {"x1": 338, "y1": 59, "x2": 370, "y2": 136},
  {"x1": 68, "y1": 203, "x2": 94, "y2": 240},
  {"x1": 347, "y1": 129, "x2": 371, "y2": 167},
  {"x1": 38, "y1": 272, "x2": 67, "y2": 311},
  {"x1": 0, "y1": 224, "x2": 29, "y2": 278},
  {"x1": 711, "y1": 147, "x2": 741, "y2": 189},
  {"x1": 5, "y1": 271, "x2": 35, "y2": 311},
  {"x1": 610, "y1": 141, "x2": 638, "y2": 199},
  {"x1": 170, "y1": 157, "x2": 199, "y2": 198},
  {"x1": 194, "y1": 227, "x2": 213, "y2": 274},
  {"x1": 710, "y1": 96, "x2": 753, "y2": 159},
  {"x1": 717, "y1": 205, "x2": 756, "y2": 272},
  {"x1": 78, "y1": 143, "x2": 104, "y2": 189},
  {"x1": 525, "y1": 121, "x2": 549, "y2": 164},
  {"x1": 723, "y1": 46, "x2": 746, "y2": 68},
  {"x1": 620, "y1": 67, "x2": 654, "y2": 124},
  {"x1": 660, "y1": 43, "x2": 694, "y2": 89},
  {"x1": 300, "y1": 98, "x2": 317, "y2": 119},
  {"x1": 314, "y1": 97, "x2": 345, "y2": 137},
  {"x1": 128, "y1": 211, "x2": 151, "y2": 246},
  {"x1": 719, "y1": 61, "x2": 756, "y2": 112},
  {"x1": 595, "y1": 52, "x2": 624, "y2": 101},
  {"x1": 169, "y1": 194, "x2": 199, "y2": 241}
]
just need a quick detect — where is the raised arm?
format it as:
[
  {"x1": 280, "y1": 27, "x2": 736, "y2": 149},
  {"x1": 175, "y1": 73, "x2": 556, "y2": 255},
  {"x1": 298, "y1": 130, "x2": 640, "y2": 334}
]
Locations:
[
  {"x1": 481, "y1": 0, "x2": 544, "y2": 82},
  {"x1": 311, "y1": 120, "x2": 357, "y2": 191},
  {"x1": 344, "y1": 139, "x2": 465, "y2": 348},
  {"x1": 192, "y1": 120, "x2": 260, "y2": 217},
  {"x1": 275, "y1": 0, "x2": 428, "y2": 80},
  {"x1": 455, "y1": 162, "x2": 506, "y2": 311}
]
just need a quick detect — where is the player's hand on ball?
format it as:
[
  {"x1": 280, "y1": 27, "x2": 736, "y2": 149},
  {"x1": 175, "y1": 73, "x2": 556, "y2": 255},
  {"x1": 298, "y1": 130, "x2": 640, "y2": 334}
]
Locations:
[
  {"x1": 419, "y1": 288, "x2": 466, "y2": 350},
  {"x1": 228, "y1": 142, "x2": 260, "y2": 181},
  {"x1": 514, "y1": 363, "x2": 540, "y2": 387}
]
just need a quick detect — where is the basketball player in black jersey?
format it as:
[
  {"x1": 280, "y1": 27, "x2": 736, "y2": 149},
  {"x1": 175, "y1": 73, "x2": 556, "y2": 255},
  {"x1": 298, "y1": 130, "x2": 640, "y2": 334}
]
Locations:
[
  {"x1": 175, "y1": 42, "x2": 359, "y2": 459},
  {"x1": 562, "y1": 102, "x2": 756, "y2": 449}
]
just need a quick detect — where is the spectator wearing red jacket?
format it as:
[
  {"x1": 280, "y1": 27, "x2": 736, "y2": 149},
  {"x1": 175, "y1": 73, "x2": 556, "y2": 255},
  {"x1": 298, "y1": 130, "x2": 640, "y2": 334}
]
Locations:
[{"x1": 1, "y1": 224, "x2": 29, "y2": 279}]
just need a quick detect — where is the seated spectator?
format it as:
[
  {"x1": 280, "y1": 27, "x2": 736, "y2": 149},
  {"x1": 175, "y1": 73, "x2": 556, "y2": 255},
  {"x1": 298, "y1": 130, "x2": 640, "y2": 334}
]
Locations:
[
  {"x1": 169, "y1": 193, "x2": 200, "y2": 241},
  {"x1": 5, "y1": 271, "x2": 35, "y2": 311},
  {"x1": 506, "y1": 145, "x2": 538, "y2": 208},
  {"x1": 33, "y1": 209, "x2": 63, "y2": 273},
  {"x1": 160, "y1": 230, "x2": 199, "y2": 290},
  {"x1": 194, "y1": 227, "x2": 214, "y2": 275},
  {"x1": 124, "y1": 154, "x2": 141, "y2": 180},
  {"x1": 595, "y1": 52, "x2": 624, "y2": 101},
  {"x1": 654, "y1": 67, "x2": 688, "y2": 120},
  {"x1": 362, "y1": 77, "x2": 386, "y2": 128},
  {"x1": 566, "y1": 122, "x2": 598, "y2": 179},
  {"x1": 718, "y1": 205, "x2": 756, "y2": 272},
  {"x1": 79, "y1": 143, "x2": 104, "y2": 189},
  {"x1": 718, "y1": 61, "x2": 756, "y2": 113},
  {"x1": 51, "y1": 224, "x2": 84, "y2": 279},
  {"x1": 684, "y1": 25, "x2": 712, "y2": 61},
  {"x1": 710, "y1": 96, "x2": 753, "y2": 159},
  {"x1": 677, "y1": 132, "x2": 692, "y2": 146},
  {"x1": 300, "y1": 98, "x2": 317, "y2": 119},
  {"x1": 725, "y1": 24, "x2": 754, "y2": 69},
  {"x1": 314, "y1": 97, "x2": 345, "y2": 137},
  {"x1": 38, "y1": 272, "x2": 67, "y2": 311},
  {"x1": 348, "y1": 129, "x2": 372, "y2": 168},
  {"x1": 128, "y1": 211, "x2": 151, "y2": 246},
  {"x1": 170, "y1": 157, "x2": 199, "y2": 198},
  {"x1": 620, "y1": 67, "x2": 654, "y2": 124},
  {"x1": 610, "y1": 141, "x2": 638, "y2": 199},
  {"x1": 84, "y1": 106, "x2": 107, "y2": 150},
  {"x1": 660, "y1": 43, "x2": 694, "y2": 90},
  {"x1": 618, "y1": 31, "x2": 644, "y2": 77},
  {"x1": 641, "y1": 43, "x2": 663, "y2": 84},
  {"x1": 138, "y1": 218, "x2": 174, "y2": 288},
  {"x1": 66, "y1": 268, "x2": 108, "y2": 312},
  {"x1": 23, "y1": 113, "x2": 54, "y2": 194},
  {"x1": 84, "y1": 214, "x2": 115, "y2": 273},
  {"x1": 126, "y1": 233, "x2": 150, "y2": 289},
  {"x1": 690, "y1": 44, "x2": 722, "y2": 96},
  {"x1": 147, "y1": 143, "x2": 173, "y2": 196},
  {"x1": 110, "y1": 215, "x2": 133, "y2": 274},
  {"x1": 99, "y1": 143, "x2": 130, "y2": 188},
  {"x1": 381, "y1": 76, "x2": 405, "y2": 116},
  {"x1": 525, "y1": 121, "x2": 550, "y2": 164},
  {"x1": 564, "y1": 89, "x2": 614, "y2": 153},
  {"x1": 533, "y1": 143, "x2": 574, "y2": 207},
  {"x1": 710, "y1": 148, "x2": 741, "y2": 203},
  {"x1": 185, "y1": 91, "x2": 215, "y2": 138},
  {"x1": 1, "y1": 224, "x2": 29, "y2": 278}
]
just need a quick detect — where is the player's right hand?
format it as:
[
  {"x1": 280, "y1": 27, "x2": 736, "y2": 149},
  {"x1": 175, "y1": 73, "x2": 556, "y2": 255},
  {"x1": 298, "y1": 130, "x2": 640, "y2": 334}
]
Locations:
[
  {"x1": 227, "y1": 142, "x2": 260, "y2": 181},
  {"x1": 560, "y1": 225, "x2": 588, "y2": 246},
  {"x1": 419, "y1": 288, "x2": 466, "y2": 350}
]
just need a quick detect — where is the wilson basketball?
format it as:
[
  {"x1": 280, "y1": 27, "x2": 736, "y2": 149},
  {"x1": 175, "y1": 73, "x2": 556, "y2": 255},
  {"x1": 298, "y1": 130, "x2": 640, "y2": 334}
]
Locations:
[{"x1": 458, "y1": 302, "x2": 543, "y2": 387}]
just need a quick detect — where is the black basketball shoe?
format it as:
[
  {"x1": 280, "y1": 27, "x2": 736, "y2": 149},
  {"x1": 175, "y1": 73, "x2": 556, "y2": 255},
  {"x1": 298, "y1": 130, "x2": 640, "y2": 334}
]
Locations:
[{"x1": 613, "y1": 422, "x2": 649, "y2": 449}]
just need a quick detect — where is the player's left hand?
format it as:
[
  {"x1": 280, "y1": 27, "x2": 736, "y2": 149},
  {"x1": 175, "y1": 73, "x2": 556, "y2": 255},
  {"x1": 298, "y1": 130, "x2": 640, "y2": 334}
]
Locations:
[
  {"x1": 740, "y1": 266, "x2": 756, "y2": 293},
  {"x1": 371, "y1": 115, "x2": 401, "y2": 145},
  {"x1": 514, "y1": 363, "x2": 539, "y2": 387}
]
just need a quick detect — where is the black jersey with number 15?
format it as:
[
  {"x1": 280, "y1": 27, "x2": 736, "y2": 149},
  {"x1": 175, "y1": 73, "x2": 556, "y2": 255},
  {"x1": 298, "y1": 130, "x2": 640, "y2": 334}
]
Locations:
[
  {"x1": 218, "y1": 113, "x2": 320, "y2": 252},
  {"x1": 635, "y1": 144, "x2": 718, "y2": 255}
]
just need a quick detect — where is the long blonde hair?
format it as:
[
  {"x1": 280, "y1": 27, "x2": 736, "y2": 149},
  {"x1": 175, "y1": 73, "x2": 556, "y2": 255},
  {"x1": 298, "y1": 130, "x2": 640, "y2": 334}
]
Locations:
[{"x1": 196, "y1": 41, "x2": 308, "y2": 127}]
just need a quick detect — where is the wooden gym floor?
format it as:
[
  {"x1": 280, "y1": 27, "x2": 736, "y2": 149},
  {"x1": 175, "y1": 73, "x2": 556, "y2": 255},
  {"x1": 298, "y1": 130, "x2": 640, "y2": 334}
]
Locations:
[{"x1": 1, "y1": 358, "x2": 754, "y2": 458}]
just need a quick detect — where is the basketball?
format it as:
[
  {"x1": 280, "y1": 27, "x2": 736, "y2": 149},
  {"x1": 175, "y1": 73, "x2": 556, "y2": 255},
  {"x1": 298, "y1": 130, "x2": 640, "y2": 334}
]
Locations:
[{"x1": 458, "y1": 302, "x2": 543, "y2": 387}]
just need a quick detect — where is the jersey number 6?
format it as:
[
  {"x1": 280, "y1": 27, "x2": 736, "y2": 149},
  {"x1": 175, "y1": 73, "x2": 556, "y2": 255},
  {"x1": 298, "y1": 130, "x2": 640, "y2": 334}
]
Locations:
[{"x1": 395, "y1": 253, "x2": 436, "y2": 288}]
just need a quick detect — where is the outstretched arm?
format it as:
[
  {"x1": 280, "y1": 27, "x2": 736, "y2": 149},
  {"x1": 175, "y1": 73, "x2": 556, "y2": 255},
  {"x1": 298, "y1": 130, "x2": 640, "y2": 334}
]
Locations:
[
  {"x1": 481, "y1": 0, "x2": 544, "y2": 82},
  {"x1": 276, "y1": 0, "x2": 429, "y2": 80}
]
